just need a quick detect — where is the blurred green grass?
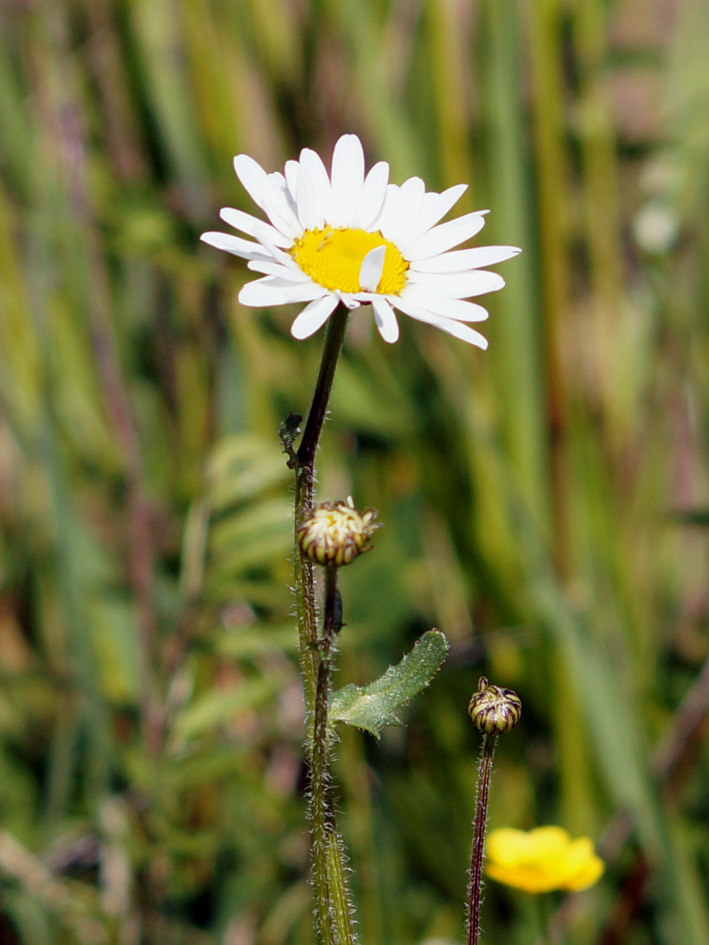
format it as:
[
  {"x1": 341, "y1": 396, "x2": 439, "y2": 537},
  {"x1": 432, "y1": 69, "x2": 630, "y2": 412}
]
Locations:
[{"x1": 1, "y1": 0, "x2": 708, "y2": 943}]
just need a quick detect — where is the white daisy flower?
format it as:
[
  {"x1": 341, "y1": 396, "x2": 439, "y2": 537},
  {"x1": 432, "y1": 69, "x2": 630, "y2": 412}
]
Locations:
[{"x1": 201, "y1": 134, "x2": 520, "y2": 348}]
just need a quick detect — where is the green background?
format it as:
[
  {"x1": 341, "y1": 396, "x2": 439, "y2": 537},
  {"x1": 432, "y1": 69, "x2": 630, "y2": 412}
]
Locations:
[{"x1": 1, "y1": 0, "x2": 708, "y2": 943}]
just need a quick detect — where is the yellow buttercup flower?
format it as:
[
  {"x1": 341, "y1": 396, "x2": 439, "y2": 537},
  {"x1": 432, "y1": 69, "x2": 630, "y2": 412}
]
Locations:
[{"x1": 485, "y1": 826, "x2": 604, "y2": 894}]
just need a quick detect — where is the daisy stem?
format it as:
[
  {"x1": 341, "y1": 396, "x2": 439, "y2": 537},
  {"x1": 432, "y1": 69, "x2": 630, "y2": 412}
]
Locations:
[
  {"x1": 293, "y1": 303, "x2": 350, "y2": 725},
  {"x1": 297, "y1": 304, "x2": 350, "y2": 476},
  {"x1": 289, "y1": 303, "x2": 354, "y2": 945},
  {"x1": 467, "y1": 733, "x2": 498, "y2": 945},
  {"x1": 310, "y1": 564, "x2": 355, "y2": 945}
]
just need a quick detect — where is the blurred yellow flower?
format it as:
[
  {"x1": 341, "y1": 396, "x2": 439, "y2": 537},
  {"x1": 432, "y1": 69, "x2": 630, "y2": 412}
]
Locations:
[{"x1": 485, "y1": 826, "x2": 604, "y2": 894}]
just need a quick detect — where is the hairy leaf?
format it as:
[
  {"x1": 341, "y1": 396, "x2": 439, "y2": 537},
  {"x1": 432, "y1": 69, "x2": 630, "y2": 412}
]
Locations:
[{"x1": 329, "y1": 629, "x2": 449, "y2": 738}]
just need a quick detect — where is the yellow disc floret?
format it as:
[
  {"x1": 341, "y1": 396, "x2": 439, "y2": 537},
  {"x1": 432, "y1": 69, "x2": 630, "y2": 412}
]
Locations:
[{"x1": 290, "y1": 226, "x2": 409, "y2": 295}]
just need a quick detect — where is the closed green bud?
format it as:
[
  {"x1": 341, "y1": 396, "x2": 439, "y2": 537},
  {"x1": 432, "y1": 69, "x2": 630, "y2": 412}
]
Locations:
[
  {"x1": 468, "y1": 677, "x2": 522, "y2": 735},
  {"x1": 298, "y1": 497, "x2": 380, "y2": 567}
]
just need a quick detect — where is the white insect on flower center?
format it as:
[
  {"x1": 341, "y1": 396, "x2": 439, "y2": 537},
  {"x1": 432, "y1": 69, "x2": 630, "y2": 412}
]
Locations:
[{"x1": 290, "y1": 226, "x2": 409, "y2": 295}]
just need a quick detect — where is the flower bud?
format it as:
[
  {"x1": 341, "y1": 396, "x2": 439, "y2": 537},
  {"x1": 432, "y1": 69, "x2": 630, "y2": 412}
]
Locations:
[
  {"x1": 468, "y1": 676, "x2": 522, "y2": 735},
  {"x1": 298, "y1": 497, "x2": 380, "y2": 567}
]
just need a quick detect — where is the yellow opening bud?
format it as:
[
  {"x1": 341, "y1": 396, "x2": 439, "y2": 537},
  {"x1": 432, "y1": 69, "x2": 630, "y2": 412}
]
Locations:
[{"x1": 298, "y1": 497, "x2": 380, "y2": 567}]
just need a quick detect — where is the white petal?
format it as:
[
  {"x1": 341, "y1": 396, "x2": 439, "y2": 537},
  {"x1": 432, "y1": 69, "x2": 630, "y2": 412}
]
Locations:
[
  {"x1": 261, "y1": 242, "x2": 298, "y2": 266},
  {"x1": 297, "y1": 148, "x2": 332, "y2": 230},
  {"x1": 233, "y1": 154, "x2": 301, "y2": 239},
  {"x1": 200, "y1": 231, "x2": 268, "y2": 259},
  {"x1": 239, "y1": 276, "x2": 326, "y2": 307},
  {"x1": 337, "y1": 293, "x2": 362, "y2": 310},
  {"x1": 354, "y1": 161, "x2": 390, "y2": 229},
  {"x1": 330, "y1": 135, "x2": 365, "y2": 227},
  {"x1": 359, "y1": 246, "x2": 386, "y2": 292},
  {"x1": 231, "y1": 228, "x2": 293, "y2": 267},
  {"x1": 404, "y1": 211, "x2": 489, "y2": 259},
  {"x1": 393, "y1": 178, "x2": 427, "y2": 236},
  {"x1": 401, "y1": 184, "x2": 468, "y2": 244},
  {"x1": 406, "y1": 269, "x2": 506, "y2": 297},
  {"x1": 411, "y1": 245, "x2": 521, "y2": 272},
  {"x1": 267, "y1": 170, "x2": 298, "y2": 218},
  {"x1": 426, "y1": 317, "x2": 489, "y2": 349},
  {"x1": 290, "y1": 295, "x2": 339, "y2": 339},
  {"x1": 399, "y1": 285, "x2": 490, "y2": 321},
  {"x1": 220, "y1": 207, "x2": 293, "y2": 248},
  {"x1": 374, "y1": 184, "x2": 407, "y2": 236},
  {"x1": 378, "y1": 177, "x2": 426, "y2": 242},
  {"x1": 246, "y1": 258, "x2": 312, "y2": 281},
  {"x1": 392, "y1": 296, "x2": 489, "y2": 348},
  {"x1": 371, "y1": 297, "x2": 400, "y2": 343},
  {"x1": 284, "y1": 160, "x2": 299, "y2": 202}
]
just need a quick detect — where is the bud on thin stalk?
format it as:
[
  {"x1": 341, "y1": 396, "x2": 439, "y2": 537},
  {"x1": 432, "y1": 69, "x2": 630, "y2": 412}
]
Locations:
[
  {"x1": 301, "y1": 497, "x2": 379, "y2": 945},
  {"x1": 467, "y1": 677, "x2": 522, "y2": 945}
]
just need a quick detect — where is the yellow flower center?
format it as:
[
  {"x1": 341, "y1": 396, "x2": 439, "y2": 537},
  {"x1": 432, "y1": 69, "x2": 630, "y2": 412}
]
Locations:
[{"x1": 290, "y1": 226, "x2": 409, "y2": 295}]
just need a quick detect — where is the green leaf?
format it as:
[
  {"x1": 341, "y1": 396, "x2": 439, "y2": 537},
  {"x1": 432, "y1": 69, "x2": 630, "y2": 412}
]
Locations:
[{"x1": 329, "y1": 630, "x2": 449, "y2": 738}]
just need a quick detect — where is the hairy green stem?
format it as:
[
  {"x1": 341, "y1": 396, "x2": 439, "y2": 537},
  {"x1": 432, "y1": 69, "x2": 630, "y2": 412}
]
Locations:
[
  {"x1": 311, "y1": 567, "x2": 356, "y2": 945},
  {"x1": 467, "y1": 733, "x2": 498, "y2": 945},
  {"x1": 327, "y1": 831, "x2": 357, "y2": 945},
  {"x1": 310, "y1": 565, "x2": 341, "y2": 945},
  {"x1": 310, "y1": 656, "x2": 334, "y2": 943},
  {"x1": 288, "y1": 305, "x2": 355, "y2": 945},
  {"x1": 293, "y1": 305, "x2": 350, "y2": 724}
]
